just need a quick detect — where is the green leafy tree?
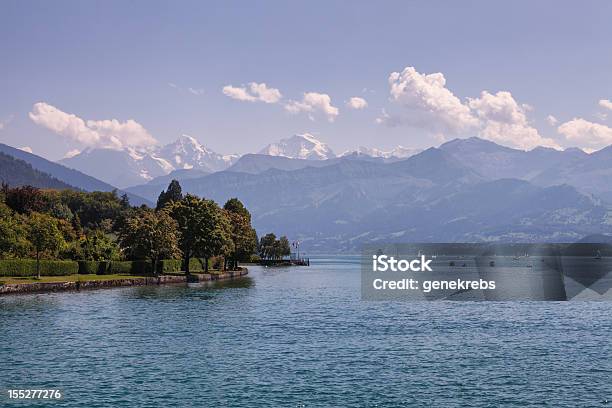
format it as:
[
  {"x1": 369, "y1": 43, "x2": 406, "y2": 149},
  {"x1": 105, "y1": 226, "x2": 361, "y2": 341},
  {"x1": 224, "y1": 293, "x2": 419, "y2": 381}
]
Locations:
[
  {"x1": 81, "y1": 229, "x2": 121, "y2": 261},
  {"x1": 0, "y1": 202, "x2": 30, "y2": 258},
  {"x1": 156, "y1": 179, "x2": 183, "y2": 211},
  {"x1": 278, "y1": 236, "x2": 291, "y2": 259},
  {"x1": 26, "y1": 212, "x2": 66, "y2": 278},
  {"x1": 170, "y1": 195, "x2": 233, "y2": 273},
  {"x1": 206, "y1": 209, "x2": 234, "y2": 271},
  {"x1": 259, "y1": 233, "x2": 277, "y2": 260},
  {"x1": 223, "y1": 198, "x2": 257, "y2": 269},
  {"x1": 118, "y1": 209, "x2": 181, "y2": 274},
  {"x1": 170, "y1": 195, "x2": 208, "y2": 275}
]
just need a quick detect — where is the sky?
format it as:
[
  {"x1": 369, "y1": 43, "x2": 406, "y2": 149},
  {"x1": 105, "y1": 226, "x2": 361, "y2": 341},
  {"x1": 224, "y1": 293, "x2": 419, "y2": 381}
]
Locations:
[{"x1": 1, "y1": 0, "x2": 612, "y2": 160}]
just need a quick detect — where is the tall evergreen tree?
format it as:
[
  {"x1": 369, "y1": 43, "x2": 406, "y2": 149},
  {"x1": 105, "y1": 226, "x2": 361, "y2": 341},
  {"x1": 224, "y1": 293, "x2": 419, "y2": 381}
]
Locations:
[{"x1": 156, "y1": 179, "x2": 183, "y2": 211}]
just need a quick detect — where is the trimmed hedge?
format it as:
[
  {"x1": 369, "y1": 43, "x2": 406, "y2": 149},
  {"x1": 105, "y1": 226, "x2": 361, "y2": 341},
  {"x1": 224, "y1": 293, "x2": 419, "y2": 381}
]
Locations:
[
  {"x1": 104, "y1": 260, "x2": 152, "y2": 275},
  {"x1": 0, "y1": 260, "x2": 79, "y2": 277},
  {"x1": 158, "y1": 259, "x2": 182, "y2": 273},
  {"x1": 77, "y1": 261, "x2": 111, "y2": 275},
  {"x1": 0, "y1": 258, "x2": 213, "y2": 277}
]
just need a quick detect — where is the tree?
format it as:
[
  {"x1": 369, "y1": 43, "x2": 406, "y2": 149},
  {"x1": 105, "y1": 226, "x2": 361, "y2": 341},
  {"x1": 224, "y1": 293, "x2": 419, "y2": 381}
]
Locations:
[
  {"x1": 156, "y1": 179, "x2": 183, "y2": 211},
  {"x1": 170, "y1": 195, "x2": 207, "y2": 275},
  {"x1": 223, "y1": 198, "x2": 257, "y2": 269},
  {"x1": 3, "y1": 185, "x2": 45, "y2": 214},
  {"x1": 0, "y1": 202, "x2": 29, "y2": 258},
  {"x1": 81, "y1": 229, "x2": 121, "y2": 261},
  {"x1": 278, "y1": 236, "x2": 291, "y2": 259},
  {"x1": 259, "y1": 233, "x2": 277, "y2": 260},
  {"x1": 118, "y1": 209, "x2": 181, "y2": 274},
  {"x1": 26, "y1": 212, "x2": 66, "y2": 278},
  {"x1": 205, "y1": 209, "x2": 234, "y2": 271}
]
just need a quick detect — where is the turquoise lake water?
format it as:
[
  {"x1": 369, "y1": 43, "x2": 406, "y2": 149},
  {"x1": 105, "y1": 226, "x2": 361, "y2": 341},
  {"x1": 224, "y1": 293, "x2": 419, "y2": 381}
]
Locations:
[{"x1": 1, "y1": 256, "x2": 612, "y2": 407}]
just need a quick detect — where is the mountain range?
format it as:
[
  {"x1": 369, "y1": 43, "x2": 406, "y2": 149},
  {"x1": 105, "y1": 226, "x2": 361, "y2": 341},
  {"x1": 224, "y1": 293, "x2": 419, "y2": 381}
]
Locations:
[
  {"x1": 4, "y1": 134, "x2": 612, "y2": 252},
  {"x1": 0, "y1": 143, "x2": 152, "y2": 206},
  {"x1": 57, "y1": 133, "x2": 421, "y2": 188},
  {"x1": 124, "y1": 137, "x2": 612, "y2": 251},
  {"x1": 59, "y1": 135, "x2": 238, "y2": 188}
]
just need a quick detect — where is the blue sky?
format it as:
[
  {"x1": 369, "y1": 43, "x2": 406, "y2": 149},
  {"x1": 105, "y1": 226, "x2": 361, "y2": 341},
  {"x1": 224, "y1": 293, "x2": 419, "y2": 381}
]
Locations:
[{"x1": 1, "y1": 0, "x2": 611, "y2": 159}]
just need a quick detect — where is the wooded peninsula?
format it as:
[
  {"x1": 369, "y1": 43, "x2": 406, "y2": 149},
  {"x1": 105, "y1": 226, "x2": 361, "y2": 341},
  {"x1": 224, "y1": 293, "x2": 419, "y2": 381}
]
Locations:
[{"x1": 0, "y1": 179, "x2": 292, "y2": 285}]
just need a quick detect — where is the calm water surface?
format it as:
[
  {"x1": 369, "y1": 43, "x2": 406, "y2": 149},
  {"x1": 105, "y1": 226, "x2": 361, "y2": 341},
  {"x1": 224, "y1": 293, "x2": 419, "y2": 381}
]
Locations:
[{"x1": 1, "y1": 256, "x2": 611, "y2": 407}]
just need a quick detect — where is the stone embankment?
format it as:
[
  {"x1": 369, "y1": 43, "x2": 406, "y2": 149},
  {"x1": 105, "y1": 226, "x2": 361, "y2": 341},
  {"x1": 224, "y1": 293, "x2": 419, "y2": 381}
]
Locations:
[{"x1": 0, "y1": 269, "x2": 248, "y2": 295}]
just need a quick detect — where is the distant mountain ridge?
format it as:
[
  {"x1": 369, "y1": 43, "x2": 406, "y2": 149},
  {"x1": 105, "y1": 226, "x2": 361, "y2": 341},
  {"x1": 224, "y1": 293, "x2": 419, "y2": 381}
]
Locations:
[
  {"x1": 0, "y1": 151, "x2": 76, "y2": 190},
  {"x1": 60, "y1": 135, "x2": 239, "y2": 188},
  {"x1": 0, "y1": 143, "x2": 152, "y2": 206},
  {"x1": 126, "y1": 140, "x2": 612, "y2": 251}
]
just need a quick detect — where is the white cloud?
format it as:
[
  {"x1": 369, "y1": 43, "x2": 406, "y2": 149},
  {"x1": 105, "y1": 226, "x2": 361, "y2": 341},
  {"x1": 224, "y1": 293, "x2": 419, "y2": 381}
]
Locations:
[
  {"x1": 599, "y1": 99, "x2": 612, "y2": 111},
  {"x1": 285, "y1": 92, "x2": 339, "y2": 122},
  {"x1": 378, "y1": 66, "x2": 559, "y2": 150},
  {"x1": 557, "y1": 118, "x2": 612, "y2": 150},
  {"x1": 379, "y1": 66, "x2": 478, "y2": 133},
  {"x1": 63, "y1": 149, "x2": 81, "y2": 159},
  {"x1": 547, "y1": 115, "x2": 558, "y2": 126},
  {"x1": 468, "y1": 91, "x2": 559, "y2": 149},
  {"x1": 18, "y1": 146, "x2": 33, "y2": 154},
  {"x1": 347, "y1": 97, "x2": 368, "y2": 110},
  {"x1": 29, "y1": 102, "x2": 157, "y2": 150},
  {"x1": 222, "y1": 82, "x2": 282, "y2": 103}
]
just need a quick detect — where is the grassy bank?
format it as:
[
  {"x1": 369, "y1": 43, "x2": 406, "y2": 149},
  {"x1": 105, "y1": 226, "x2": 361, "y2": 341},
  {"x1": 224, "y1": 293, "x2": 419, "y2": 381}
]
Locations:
[
  {"x1": 0, "y1": 268, "x2": 240, "y2": 285},
  {"x1": 0, "y1": 273, "x2": 146, "y2": 285}
]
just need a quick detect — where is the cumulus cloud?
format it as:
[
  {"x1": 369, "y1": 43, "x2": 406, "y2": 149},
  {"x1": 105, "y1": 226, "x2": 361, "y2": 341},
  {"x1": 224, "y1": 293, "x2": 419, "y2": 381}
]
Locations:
[
  {"x1": 285, "y1": 92, "x2": 339, "y2": 122},
  {"x1": 468, "y1": 91, "x2": 559, "y2": 149},
  {"x1": 547, "y1": 115, "x2": 558, "y2": 126},
  {"x1": 29, "y1": 102, "x2": 157, "y2": 150},
  {"x1": 222, "y1": 82, "x2": 282, "y2": 103},
  {"x1": 378, "y1": 66, "x2": 559, "y2": 150},
  {"x1": 379, "y1": 66, "x2": 478, "y2": 133},
  {"x1": 557, "y1": 118, "x2": 612, "y2": 150},
  {"x1": 599, "y1": 99, "x2": 612, "y2": 111},
  {"x1": 18, "y1": 146, "x2": 33, "y2": 154},
  {"x1": 347, "y1": 97, "x2": 368, "y2": 110}
]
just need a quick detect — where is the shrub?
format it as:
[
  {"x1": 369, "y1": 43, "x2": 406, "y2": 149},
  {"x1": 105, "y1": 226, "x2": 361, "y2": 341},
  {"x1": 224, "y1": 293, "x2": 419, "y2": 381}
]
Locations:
[
  {"x1": 109, "y1": 261, "x2": 133, "y2": 274},
  {"x1": 0, "y1": 259, "x2": 78, "y2": 277},
  {"x1": 129, "y1": 261, "x2": 152, "y2": 275},
  {"x1": 77, "y1": 261, "x2": 114, "y2": 275},
  {"x1": 158, "y1": 259, "x2": 182, "y2": 274},
  {"x1": 188, "y1": 258, "x2": 205, "y2": 272}
]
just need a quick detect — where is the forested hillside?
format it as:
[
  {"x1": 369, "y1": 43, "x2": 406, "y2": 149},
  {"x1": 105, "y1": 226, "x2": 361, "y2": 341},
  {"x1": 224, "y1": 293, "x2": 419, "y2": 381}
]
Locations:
[{"x1": 0, "y1": 152, "x2": 76, "y2": 190}]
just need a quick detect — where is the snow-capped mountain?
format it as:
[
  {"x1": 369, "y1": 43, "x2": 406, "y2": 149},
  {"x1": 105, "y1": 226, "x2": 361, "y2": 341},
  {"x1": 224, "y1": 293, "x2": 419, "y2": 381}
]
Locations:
[
  {"x1": 60, "y1": 135, "x2": 239, "y2": 188},
  {"x1": 258, "y1": 133, "x2": 335, "y2": 160},
  {"x1": 342, "y1": 145, "x2": 422, "y2": 159},
  {"x1": 158, "y1": 135, "x2": 238, "y2": 172}
]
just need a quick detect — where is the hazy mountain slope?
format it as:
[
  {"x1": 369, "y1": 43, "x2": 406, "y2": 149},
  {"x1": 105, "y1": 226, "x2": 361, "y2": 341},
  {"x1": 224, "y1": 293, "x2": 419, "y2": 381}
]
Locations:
[
  {"x1": 60, "y1": 135, "x2": 238, "y2": 189},
  {"x1": 0, "y1": 143, "x2": 152, "y2": 206},
  {"x1": 439, "y1": 137, "x2": 586, "y2": 180},
  {"x1": 60, "y1": 148, "x2": 167, "y2": 189},
  {"x1": 532, "y1": 145, "x2": 612, "y2": 201},
  {"x1": 145, "y1": 169, "x2": 210, "y2": 186},
  {"x1": 0, "y1": 152, "x2": 76, "y2": 190},
  {"x1": 129, "y1": 147, "x2": 611, "y2": 252}
]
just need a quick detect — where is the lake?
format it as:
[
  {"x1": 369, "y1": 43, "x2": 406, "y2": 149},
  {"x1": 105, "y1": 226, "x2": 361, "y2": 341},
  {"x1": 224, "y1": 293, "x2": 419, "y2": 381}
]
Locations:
[{"x1": 1, "y1": 256, "x2": 611, "y2": 407}]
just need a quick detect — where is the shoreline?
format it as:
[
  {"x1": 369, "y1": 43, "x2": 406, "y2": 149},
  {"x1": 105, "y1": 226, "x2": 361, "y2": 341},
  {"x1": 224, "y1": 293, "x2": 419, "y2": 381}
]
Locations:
[{"x1": 0, "y1": 268, "x2": 248, "y2": 296}]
